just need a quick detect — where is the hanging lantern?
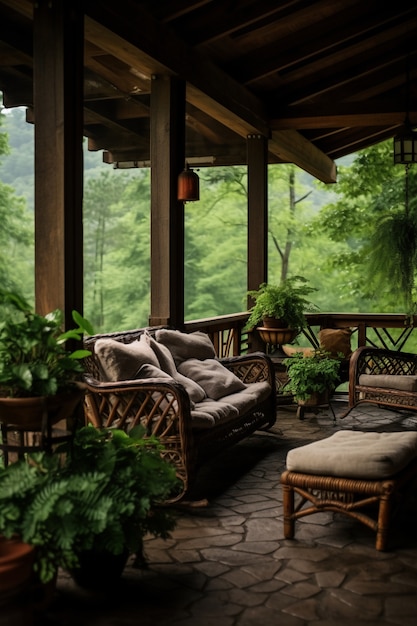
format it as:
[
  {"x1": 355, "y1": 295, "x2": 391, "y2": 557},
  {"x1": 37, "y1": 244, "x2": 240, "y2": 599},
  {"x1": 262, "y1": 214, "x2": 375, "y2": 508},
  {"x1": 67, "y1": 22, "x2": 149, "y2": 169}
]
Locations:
[
  {"x1": 393, "y1": 124, "x2": 417, "y2": 164},
  {"x1": 177, "y1": 164, "x2": 200, "y2": 202}
]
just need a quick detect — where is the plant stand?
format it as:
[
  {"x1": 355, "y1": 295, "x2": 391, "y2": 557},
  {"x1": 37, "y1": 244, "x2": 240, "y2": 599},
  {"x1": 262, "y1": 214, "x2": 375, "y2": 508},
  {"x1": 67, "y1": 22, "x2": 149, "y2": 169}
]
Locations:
[
  {"x1": 296, "y1": 390, "x2": 336, "y2": 423},
  {"x1": 0, "y1": 389, "x2": 85, "y2": 465}
]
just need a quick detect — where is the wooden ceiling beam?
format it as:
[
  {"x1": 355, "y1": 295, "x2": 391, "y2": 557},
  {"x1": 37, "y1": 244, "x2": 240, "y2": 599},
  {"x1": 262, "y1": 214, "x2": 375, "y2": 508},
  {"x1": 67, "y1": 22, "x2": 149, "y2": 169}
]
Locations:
[
  {"x1": 269, "y1": 130, "x2": 337, "y2": 183},
  {"x1": 271, "y1": 102, "x2": 417, "y2": 129}
]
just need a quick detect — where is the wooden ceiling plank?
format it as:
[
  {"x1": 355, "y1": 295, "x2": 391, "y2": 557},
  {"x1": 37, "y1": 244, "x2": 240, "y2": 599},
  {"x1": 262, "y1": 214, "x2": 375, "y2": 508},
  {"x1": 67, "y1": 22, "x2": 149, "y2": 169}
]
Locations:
[{"x1": 249, "y1": 7, "x2": 417, "y2": 85}]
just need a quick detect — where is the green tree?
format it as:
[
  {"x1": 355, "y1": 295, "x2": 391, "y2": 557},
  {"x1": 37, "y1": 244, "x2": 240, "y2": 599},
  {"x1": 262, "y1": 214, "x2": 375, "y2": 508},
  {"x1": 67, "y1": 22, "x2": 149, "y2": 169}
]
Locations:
[
  {"x1": 83, "y1": 169, "x2": 150, "y2": 332},
  {"x1": 0, "y1": 104, "x2": 33, "y2": 296},
  {"x1": 316, "y1": 140, "x2": 416, "y2": 312}
]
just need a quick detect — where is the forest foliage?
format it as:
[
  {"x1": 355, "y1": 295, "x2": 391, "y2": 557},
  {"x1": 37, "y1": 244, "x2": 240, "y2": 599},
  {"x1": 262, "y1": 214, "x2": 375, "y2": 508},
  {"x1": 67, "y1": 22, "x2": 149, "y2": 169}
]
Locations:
[{"x1": 1, "y1": 102, "x2": 416, "y2": 334}]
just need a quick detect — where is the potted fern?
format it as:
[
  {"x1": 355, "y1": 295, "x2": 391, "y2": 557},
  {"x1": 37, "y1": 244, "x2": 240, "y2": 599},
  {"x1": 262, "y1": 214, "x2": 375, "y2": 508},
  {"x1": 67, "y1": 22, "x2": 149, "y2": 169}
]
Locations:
[
  {"x1": 245, "y1": 276, "x2": 319, "y2": 346},
  {"x1": 0, "y1": 424, "x2": 178, "y2": 588}
]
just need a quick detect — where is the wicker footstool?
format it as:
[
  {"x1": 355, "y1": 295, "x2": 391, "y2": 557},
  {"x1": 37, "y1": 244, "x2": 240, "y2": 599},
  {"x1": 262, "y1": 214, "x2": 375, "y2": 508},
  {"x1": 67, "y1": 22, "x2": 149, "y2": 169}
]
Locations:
[{"x1": 280, "y1": 430, "x2": 417, "y2": 550}]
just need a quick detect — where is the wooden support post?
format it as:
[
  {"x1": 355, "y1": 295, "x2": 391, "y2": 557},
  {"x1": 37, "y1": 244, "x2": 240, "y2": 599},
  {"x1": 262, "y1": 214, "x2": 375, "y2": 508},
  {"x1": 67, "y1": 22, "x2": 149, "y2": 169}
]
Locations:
[
  {"x1": 149, "y1": 75, "x2": 186, "y2": 328},
  {"x1": 33, "y1": 0, "x2": 84, "y2": 327},
  {"x1": 247, "y1": 134, "x2": 268, "y2": 296},
  {"x1": 247, "y1": 134, "x2": 268, "y2": 352}
]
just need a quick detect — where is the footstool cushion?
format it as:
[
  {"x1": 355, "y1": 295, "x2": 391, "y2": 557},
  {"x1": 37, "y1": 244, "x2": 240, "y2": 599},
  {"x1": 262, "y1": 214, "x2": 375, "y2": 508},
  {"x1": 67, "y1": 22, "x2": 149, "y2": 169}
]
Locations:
[{"x1": 286, "y1": 430, "x2": 417, "y2": 479}]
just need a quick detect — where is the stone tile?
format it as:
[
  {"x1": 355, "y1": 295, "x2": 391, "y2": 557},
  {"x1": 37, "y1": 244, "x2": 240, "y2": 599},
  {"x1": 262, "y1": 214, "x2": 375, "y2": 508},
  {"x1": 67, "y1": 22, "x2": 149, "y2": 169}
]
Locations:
[
  {"x1": 245, "y1": 517, "x2": 282, "y2": 541},
  {"x1": 275, "y1": 566, "x2": 309, "y2": 583},
  {"x1": 280, "y1": 581, "x2": 321, "y2": 599},
  {"x1": 283, "y1": 597, "x2": 320, "y2": 621},
  {"x1": 315, "y1": 570, "x2": 346, "y2": 588},
  {"x1": 272, "y1": 545, "x2": 332, "y2": 562},
  {"x1": 193, "y1": 561, "x2": 230, "y2": 577},
  {"x1": 344, "y1": 578, "x2": 415, "y2": 595},
  {"x1": 227, "y1": 588, "x2": 268, "y2": 607},
  {"x1": 324, "y1": 588, "x2": 383, "y2": 619},
  {"x1": 234, "y1": 541, "x2": 280, "y2": 555},
  {"x1": 241, "y1": 560, "x2": 283, "y2": 581}
]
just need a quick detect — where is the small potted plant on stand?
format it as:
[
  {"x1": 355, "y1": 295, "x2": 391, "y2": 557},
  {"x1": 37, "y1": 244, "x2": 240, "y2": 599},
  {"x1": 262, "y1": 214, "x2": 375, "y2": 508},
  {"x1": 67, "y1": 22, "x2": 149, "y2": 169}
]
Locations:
[
  {"x1": 282, "y1": 349, "x2": 342, "y2": 419},
  {"x1": 0, "y1": 289, "x2": 94, "y2": 464},
  {"x1": 245, "y1": 275, "x2": 319, "y2": 347}
]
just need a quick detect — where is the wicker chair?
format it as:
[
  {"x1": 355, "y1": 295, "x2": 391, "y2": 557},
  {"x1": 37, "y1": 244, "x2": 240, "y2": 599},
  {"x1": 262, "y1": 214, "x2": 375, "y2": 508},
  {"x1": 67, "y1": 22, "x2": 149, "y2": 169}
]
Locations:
[{"x1": 344, "y1": 346, "x2": 417, "y2": 417}]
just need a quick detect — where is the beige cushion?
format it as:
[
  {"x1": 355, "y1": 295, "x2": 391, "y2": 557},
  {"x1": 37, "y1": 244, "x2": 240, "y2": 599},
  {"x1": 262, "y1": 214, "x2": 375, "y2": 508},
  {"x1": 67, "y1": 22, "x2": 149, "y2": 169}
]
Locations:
[
  {"x1": 318, "y1": 328, "x2": 352, "y2": 358},
  {"x1": 136, "y1": 363, "x2": 173, "y2": 382},
  {"x1": 143, "y1": 332, "x2": 206, "y2": 402},
  {"x1": 178, "y1": 358, "x2": 246, "y2": 400},
  {"x1": 218, "y1": 382, "x2": 272, "y2": 413},
  {"x1": 282, "y1": 345, "x2": 314, "y2": 357},
  {"x1": 191, "y1": 400, "x2": 239, "y2": 429},
  {"x1": 286, "y1": 430, "x2": 417, "y2": 479},
  {"x1": 358, "y1": 374, "x2": 417, "y2": 392},
  {"x1": 155, "y1": 329, "x2": 216, "y2": 366},
  {"x1": 94, "y1": 335, "x2": 159, "y2": 381}
]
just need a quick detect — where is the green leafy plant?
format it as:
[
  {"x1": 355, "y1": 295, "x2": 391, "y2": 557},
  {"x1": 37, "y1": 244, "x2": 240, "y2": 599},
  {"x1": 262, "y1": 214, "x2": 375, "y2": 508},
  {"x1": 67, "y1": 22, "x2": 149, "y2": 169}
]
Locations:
[
  {"x1": 245, "y1": 275, "x2": 318, "y2": 332},
  {"x1": 282, "y1": 350, "x2": 341, "y2": 402},
  {"x1": 0, "y1": 425, "x2": 179, "y2": 583},
  {"x1": 0, "y1": 289, "x2": 94, "y2": 397}
]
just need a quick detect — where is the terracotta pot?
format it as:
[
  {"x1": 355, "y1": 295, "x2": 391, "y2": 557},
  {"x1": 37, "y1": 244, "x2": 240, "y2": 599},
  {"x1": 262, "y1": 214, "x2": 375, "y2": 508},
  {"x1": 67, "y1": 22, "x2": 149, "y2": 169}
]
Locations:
[
  {"x1": 0, "y1": 536, "x2": 35, "y2": 593},
  {"x1": 262, "y1": 316, "x2": 287, "y2": 329},
  {"x1": 0, "y1": 389, "x2": 85, "y2": 430},
  {"x1": 298, "y1": 390, "x2": 329, "y2": 407}
]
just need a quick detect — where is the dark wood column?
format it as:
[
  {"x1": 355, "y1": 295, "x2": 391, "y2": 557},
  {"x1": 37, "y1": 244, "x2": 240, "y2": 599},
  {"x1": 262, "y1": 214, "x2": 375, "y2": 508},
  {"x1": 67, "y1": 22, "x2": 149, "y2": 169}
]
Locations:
[
  {"x1": 33, "y1": 0, "x2": 84, "y2": 327},
  {"x1": 149, "y1": 75, "x2": 186, "y2": 328},
  {"x1": 247, "y1": 133, "x2": 268, "y2": 296}
]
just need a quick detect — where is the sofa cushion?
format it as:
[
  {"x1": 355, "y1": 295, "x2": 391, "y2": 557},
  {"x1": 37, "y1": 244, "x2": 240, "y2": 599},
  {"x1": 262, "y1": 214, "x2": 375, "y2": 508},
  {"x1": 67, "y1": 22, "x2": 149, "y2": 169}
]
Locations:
[
  {"x1": 143, "y1": 332, "x2": 206, "y2": 403},
  {"x1": 178, "y1": 358, "x2": 246, "y2": 400},
  {"x1": 136, "y1": 363, "x2": 174, "y2": 381},
  {"x1": 155, "y1": 329, "x2": 216, "y2": 366},
  {"x1": 144, "y1": 331, "x2": 177, "y2": 375},
  {"x1": 286, "y1": 430, "x2": 417, "y2": 479},
  {"x1": 318, "y1": 328, "x2": 352, "y2": 359},
  {"x1": 358, "y1": 373, "x2": 417, "y2": 392},
  {"x1": 218, "y1": 381, "x2": 272, "y2": 414},
  {"x1": 94, "y1": 335, "x2": 160, "y2": 381},
  {"x1": 191, "y1": 399, "x2": 239, "y2": 429}
]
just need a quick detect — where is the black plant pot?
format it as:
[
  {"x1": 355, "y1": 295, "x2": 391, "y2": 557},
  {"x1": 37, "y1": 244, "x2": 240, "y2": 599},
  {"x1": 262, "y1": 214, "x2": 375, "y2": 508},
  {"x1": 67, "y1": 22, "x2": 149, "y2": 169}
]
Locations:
[{"x1": 70, "y1": 549, "x2": 129, "y2": 590}]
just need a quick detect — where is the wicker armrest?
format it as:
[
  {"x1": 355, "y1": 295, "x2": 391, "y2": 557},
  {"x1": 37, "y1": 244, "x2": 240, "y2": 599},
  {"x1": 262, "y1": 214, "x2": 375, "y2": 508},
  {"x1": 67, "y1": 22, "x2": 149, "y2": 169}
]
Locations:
[
  {"x1": 82, "y1": 374, "x2": 195, "y2": 502},
  {"x1": 82, "y1": 374, "x2": 192, "y2": 437},
  {"x1": 350, "y1": 347, "x2": 417, "y2": 381},
  {"x1": 219, "y1": 352, "x2": 275, "y2": 388}
]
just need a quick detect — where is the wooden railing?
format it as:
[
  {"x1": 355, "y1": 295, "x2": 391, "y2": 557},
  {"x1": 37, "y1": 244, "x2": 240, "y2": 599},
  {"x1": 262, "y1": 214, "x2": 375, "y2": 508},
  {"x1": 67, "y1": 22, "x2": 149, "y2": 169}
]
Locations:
[{"x1": 184, "y1": 312, "x2": 417, "y2": 359}]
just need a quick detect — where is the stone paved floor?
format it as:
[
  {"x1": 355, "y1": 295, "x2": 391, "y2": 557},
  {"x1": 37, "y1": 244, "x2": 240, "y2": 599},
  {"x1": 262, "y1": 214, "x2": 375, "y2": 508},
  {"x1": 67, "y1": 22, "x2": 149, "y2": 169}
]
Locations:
[{"x1": 45, "y1": 398, "x2": 417, "y2": 625}]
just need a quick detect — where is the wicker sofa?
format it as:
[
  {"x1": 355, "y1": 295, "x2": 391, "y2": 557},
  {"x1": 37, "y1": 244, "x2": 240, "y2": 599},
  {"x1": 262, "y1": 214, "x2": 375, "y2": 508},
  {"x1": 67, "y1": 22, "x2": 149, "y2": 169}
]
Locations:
[
  {"x1": 345, "y1": 346, "x2": 417, "y2": 416},
  {"x1": 82, "y1": 326, "x2": 276, "y2": 503}
]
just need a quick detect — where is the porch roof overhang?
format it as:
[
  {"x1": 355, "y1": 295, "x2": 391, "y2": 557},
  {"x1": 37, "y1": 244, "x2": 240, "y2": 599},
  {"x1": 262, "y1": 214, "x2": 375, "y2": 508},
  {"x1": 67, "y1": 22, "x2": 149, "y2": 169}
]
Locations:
[{"x1": 1, "y1": 1, "x2": 417, "y2": 184}]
